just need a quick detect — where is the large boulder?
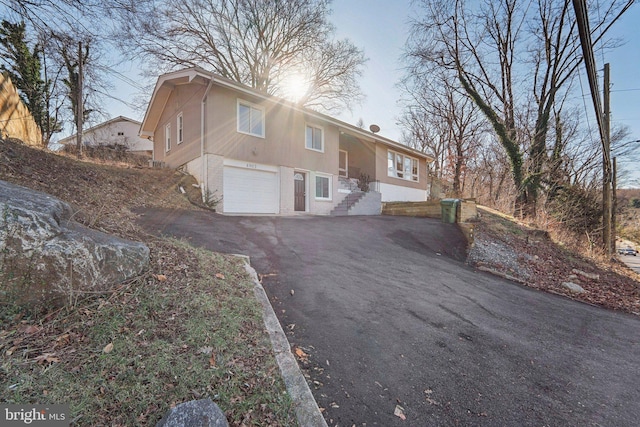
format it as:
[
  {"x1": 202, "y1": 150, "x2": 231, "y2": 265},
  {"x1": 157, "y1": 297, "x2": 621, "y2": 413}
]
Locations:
[
  {"x1": 156, "y1": 399, "x2": 228, "y2": 427},
  {"x1": 0, "y1": 180, "x2": 149, "y2": 306}
]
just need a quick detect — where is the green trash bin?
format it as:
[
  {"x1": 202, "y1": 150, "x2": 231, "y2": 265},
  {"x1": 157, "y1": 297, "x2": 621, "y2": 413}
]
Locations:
[{"x1": 440, "y1": 198, "x2": 459, "y2": 223}]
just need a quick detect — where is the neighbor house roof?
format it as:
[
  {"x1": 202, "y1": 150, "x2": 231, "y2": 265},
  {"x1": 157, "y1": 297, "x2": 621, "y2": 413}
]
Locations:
[
  {"x1": 58, "y1": 116, "x2": 142, "y2": 145},
  {"x1": 140, "y1": 67, "x2": 434, "y2": 161}
]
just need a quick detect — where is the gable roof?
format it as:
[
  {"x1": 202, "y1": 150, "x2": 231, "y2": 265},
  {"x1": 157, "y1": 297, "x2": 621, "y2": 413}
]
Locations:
[
  {"x1": 139, "y1": 67, "x2": 212, "y2": 139},
  {"x1": 58, "y1": 116, "x2": 142, "y2": 145},
  {"x1": 140, "y1": 67, "x2": 434, "y2": 161}
]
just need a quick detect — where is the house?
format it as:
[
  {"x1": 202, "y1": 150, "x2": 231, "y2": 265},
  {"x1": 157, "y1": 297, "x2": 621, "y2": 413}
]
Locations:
[
  {"x1": 58, "y1": 116, "x2": 152, "y2": 156},
  {"x1": 140, "y1": 67, "x2": 433, "y2": 215}
]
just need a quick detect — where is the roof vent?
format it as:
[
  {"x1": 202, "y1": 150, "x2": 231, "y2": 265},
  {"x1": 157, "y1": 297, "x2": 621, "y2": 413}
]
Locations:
[{"x1": 369, "y1": 124, "x2": 380, "y2": 134}]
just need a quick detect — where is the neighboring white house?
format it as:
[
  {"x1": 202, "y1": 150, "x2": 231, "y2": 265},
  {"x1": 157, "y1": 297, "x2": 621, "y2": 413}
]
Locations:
[{"x1": 58, "y1": 116, "x2": 152, "y2": 155}]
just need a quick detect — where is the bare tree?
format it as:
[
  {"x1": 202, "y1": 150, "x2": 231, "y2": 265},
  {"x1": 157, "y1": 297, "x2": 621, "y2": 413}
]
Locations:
[
  {"x1": 0, "y1": 0, "x2": 107, "y2": 33},
  {"x1": 407, "y1": 0, "x2": 633, "y2": 218},
  {"x1": 43, "y1": 31, "x2": 112, "y2": 137},
  {"x1": 400, "y1": 69, "x2": 485, "y2": 197},
  {"x1": 115, "y1": 0, "x2": 366, "y2": 112}
]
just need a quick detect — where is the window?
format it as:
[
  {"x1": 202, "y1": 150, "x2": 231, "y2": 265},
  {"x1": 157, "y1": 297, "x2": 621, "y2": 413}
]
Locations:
[
  {"x1": 237, "y1": 100, "x2": 265, "y2": 137},
  {"x1": 305, "y1": 124, "x2": 323, "y2": 152},
  {"x1": 387, "y1": 150, "x2": 419, "y2": 182},
  {"x1": 165, "y1": 123, "x2": 171, "y2": 152},
  {"x1": 177, "y1": 113, "x2": 183, "y2": 144},
  {"x1": 315, "y1": 174, "x2": 331, "y2": 200}
]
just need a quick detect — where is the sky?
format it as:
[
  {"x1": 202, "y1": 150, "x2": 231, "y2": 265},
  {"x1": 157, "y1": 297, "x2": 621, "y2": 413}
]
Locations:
[{"x1": 93, "y1": 0, "x2": 640, "y2": 185}]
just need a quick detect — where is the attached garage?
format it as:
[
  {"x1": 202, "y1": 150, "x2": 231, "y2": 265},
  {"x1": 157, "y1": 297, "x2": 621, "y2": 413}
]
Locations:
[{"x1": 222, "y1": 161, "x2": 279, "y2": 214}]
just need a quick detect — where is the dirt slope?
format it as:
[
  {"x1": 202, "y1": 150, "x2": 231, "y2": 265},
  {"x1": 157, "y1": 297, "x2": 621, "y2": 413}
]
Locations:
[
  {"x1": 467, "y1": 206, "x2": 640, "y2": 315},
  {"x1": 0, "y1": 139, "x2": 295, "y2": 426}
]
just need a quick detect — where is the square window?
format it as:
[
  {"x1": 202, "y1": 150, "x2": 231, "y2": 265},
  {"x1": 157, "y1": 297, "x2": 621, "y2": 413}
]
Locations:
[
  {"x1": 238, "y1": 101, "x2": 265, "y2": 137},
  {"x1": 305, "y1": 124, "x2": 323, "y2": 151},
  {"x1": 315, "y1": 175, "x2": 330, "y2": 199}
]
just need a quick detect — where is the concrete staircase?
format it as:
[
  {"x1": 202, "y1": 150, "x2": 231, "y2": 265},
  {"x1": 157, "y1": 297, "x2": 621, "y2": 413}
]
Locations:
[
  {"x1": 330, "y1": 191, "x2": 366, "y2": 216},
  {"x1": 330, "y1": 177, "x2": 382, "y2": 216}
]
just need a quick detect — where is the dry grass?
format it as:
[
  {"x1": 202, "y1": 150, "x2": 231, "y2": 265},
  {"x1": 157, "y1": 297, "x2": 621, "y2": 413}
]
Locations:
[
  {"x1": 470, "y1": 206, "x2": 640, "y2": 315},
  {"x1": 0, "y1": 139, "x2": 296, "y2": 425}
]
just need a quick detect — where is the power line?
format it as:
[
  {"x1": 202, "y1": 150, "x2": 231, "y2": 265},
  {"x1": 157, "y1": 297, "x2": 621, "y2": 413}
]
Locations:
[
  {"x1": 611, "y1": 88, "x2": 640, "y2": 93},
  {"x1": 577, "y1": 69, "x2": 598, "y2": 147},
  {"x1": 94, "y1": 64, "x2": 147, "y2": 91},
  {"x1": 92, "y1": 89, "x2": 140, "y2": 110}
]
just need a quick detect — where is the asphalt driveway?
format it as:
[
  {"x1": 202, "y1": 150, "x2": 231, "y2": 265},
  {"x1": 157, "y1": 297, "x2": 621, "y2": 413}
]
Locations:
[{"x1": 135, "y1": 209, "x2": 640, "y2": 426}]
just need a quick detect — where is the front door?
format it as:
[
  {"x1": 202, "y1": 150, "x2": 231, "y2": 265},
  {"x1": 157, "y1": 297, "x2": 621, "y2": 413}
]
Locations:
[{"x1": 294, "y1": 172, "x2": 306, "y2": 211}]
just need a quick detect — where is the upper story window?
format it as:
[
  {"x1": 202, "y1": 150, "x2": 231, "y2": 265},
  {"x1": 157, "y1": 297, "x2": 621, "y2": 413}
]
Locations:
[
  {"x1": 305, "y1": 124, "x2": 323, "y2": 152},
  {"x1": 165, "y1": 123, "x2": 171, "y2": 152},
  {"x1": 237, "y1": 100, "x2": 265, "y2": 138},
  {"x1": 388, "y1": 150, "x2": 419, "y2": 182},
  {"x1": 177, "y1": 112, "x2": 183, "y2": 144}
]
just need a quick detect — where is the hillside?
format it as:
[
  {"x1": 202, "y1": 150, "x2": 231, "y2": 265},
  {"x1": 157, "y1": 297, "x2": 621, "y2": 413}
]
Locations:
[
  {"x1": 617, "y1": 188, "x2": 640, "y2": 244},
  {"x1": 2, "y1": 138, "x2": 639, "y2": 317},
  {"x1": 0, "y1": 138, "x2": 296, "y2": 426},
  {"x1": 1, "y1": 137, "x2": 639, "y2": 424},
  {"x1": 467, "y1": 206, "x2": 640, "y2": 315}
]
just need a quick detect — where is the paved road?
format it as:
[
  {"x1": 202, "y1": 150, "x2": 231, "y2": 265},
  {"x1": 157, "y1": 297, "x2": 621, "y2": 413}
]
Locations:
[
  {"x1": 135, "y1": 209, "x2": 640, "y2": 426},
  {"x1": 618, "y1": 254, "x2": 640, "y2": 274}
]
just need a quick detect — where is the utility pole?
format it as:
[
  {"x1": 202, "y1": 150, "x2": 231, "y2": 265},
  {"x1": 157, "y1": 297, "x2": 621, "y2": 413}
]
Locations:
[
  {"x1": 603, "y1": 63, "x2": 612, "y2": 256},
  {"x1": 76, "y1": 41, "x2": 83, "y2": 157},
  {"x1": 612, "y1": 156, "x2": 617, "y2": 252}
]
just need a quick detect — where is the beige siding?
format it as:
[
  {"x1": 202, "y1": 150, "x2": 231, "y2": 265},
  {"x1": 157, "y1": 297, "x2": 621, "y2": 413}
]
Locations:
[
  {"x1": 204, "y1": 86, "x2": 338, "y2": 175},
  {"x1": 154, "y1": 83, "x2": 206, "y2": 168}
]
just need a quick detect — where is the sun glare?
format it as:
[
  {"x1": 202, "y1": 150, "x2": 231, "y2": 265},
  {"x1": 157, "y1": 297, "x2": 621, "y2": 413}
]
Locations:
[{"x1": 282, "y1": 72, "x2": 309, "y2": 103}]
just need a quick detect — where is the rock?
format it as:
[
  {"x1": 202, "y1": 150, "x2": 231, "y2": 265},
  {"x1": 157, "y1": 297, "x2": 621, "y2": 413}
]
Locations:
[
  {"x1": 572, "y1": 269, "x2": 599, "y2": 281},
  {"x1": 0, "y1": 180, "x2": 149, "y2": 306},
  {"x1": 562, "y1": 282, "x2": 586, "y2": 294},
  {"x1": 156, "y1": 399, "x2": 228, "y2": 427}
]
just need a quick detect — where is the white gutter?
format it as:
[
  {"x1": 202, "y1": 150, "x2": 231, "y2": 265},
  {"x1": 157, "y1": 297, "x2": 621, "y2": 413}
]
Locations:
[{"x1": 200, "y1": 78, "x2": 215, "y2": 203}]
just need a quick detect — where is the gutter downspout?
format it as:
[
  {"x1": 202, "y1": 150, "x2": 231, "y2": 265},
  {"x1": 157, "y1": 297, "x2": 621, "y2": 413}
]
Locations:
[{"x1": 201, "y1": 78, "x2": 215, "y2": 203}]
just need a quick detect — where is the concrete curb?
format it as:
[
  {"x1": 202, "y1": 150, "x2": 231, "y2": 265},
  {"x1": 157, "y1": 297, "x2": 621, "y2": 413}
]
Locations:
[{"x1": 238, "y1": 256, "x2": 328, "y2": 427}]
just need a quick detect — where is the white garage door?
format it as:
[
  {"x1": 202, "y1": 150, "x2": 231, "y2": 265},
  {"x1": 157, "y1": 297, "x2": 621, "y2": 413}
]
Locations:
[{"x1": 223, "y1": 166, "x2": 279, "y2": 214}]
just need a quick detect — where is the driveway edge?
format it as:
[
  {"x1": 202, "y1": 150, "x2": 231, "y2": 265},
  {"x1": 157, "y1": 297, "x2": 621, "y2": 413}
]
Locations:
[{"x1": 239, "y1": 256, "x2": 328, "y2": 427}]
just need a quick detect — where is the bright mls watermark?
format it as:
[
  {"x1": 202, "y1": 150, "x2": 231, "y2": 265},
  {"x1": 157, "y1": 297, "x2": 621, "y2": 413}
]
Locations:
[{"x1": 1, "y1": 404, "x2": 69, "y2": 426}]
